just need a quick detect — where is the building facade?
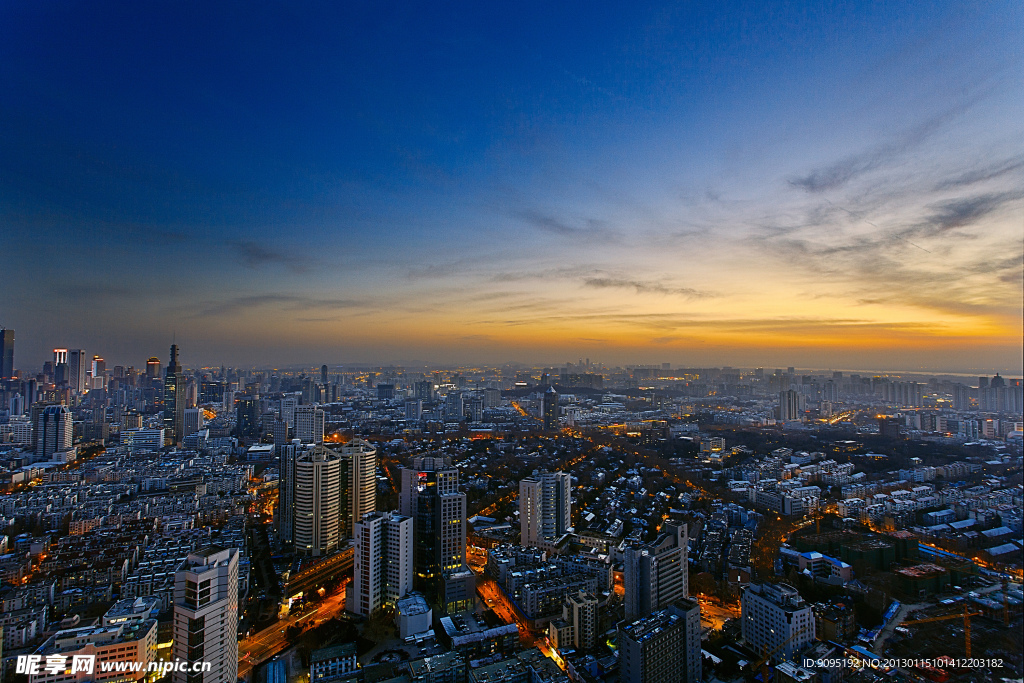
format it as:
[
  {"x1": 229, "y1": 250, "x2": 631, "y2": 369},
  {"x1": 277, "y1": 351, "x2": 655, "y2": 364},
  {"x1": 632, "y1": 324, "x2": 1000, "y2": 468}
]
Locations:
[
  {"x1": 740, "y1": 582, "x2": 815, "y2": 662},
  {"x1": 519, "y1": 471, "x2": 571, "y2": 549},
  {"x1": 352, "y1": 511, "x2": 414, "y2": 616},
  {"x1": 172, "y1": 546, "x2": 239, "y2": 683}
]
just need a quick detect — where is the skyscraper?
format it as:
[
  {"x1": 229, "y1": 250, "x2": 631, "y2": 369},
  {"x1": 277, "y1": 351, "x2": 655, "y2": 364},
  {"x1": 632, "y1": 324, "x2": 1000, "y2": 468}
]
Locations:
[
  {"x1": 295, "y1": 405, "x2": 325, "y2": 444},
  {"x1": 0, "y1": 328, "x2": 13, "y2": 379},
  {"x1": 234, "y1": 395, "x2": 260, "y2": 439},
  {"x1": 352, "y1": 511, "x2": 414, "y2": 616},
  {"x1": 624, "y1": 521, "x2": 689, "y2": 621},
  {"x1": 272, "y1": 419, "x2": 290, "y2": 455},
  {"x1": 619, "y1": 600, "x2": 702, "y2": 683},
  {"x1": 339, "y1": 439, "x2": 377, "y2": 539},
  {"x1": 778, "y1": 389, "x2": 801, "y2": 421},
  {"x1": 519, "y1": 471, "x2": 571, "y2": 549},
  {"x1": 278, "y1": 444, "x2": 299, "y2": 544},
  {"x1": 172, "y1": 546, "x2": 239, "y2": 683},
  {"x1": 400, "y1": 457, "x2": 466, "y2": 601},
  {"x1": 36, "y1": 404, "x2": 73, "y2": 459},
  {"x1": 164, "y1": 345, "x2": 185, "y2": 445},
  {"x1": 68, "y1": 349, "x2": 87, "y2": 394},
  {"x1": 277, "y1": 440, "x2": 299, "y2": 544},
  {"x1": 294, "y1": 445, "x2": 342, "y2": 556},
  {"x1": 146, "y1": 357, "x2": 161, "y2": 379},
  {"x1": 542, "y1": 385, "x2": 559, "y2": 429}
]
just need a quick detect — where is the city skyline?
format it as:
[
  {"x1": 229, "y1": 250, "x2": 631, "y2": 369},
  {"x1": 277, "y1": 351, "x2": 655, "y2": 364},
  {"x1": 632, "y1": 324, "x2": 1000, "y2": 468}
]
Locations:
[{"x1": 2, "y1": 2, "x2": 1022, "y2": 372}]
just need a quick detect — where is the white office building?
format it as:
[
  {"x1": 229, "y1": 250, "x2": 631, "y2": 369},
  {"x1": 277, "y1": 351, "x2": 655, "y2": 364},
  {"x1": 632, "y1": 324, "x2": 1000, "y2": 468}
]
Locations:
[
  {"x1": 740, "y1": 582, "x2": 815, "y2": 662},
  {"x1": 351, "y1": 511, "x2": 413, "y2": 616},
  {"x1": 295, "y1": 405, "x2": 325, "y2": 444}
]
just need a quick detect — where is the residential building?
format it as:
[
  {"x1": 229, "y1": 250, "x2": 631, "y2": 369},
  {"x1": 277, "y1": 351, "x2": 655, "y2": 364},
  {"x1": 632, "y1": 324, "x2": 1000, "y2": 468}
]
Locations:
[
  {"x1": 351, "y1": 511, "x2": 413, "y2": 616},
  {"x1": 294, "y1": 445, "x2": 342, "y2": 556},
  {"x1": 172, "y1": 546, "x2": 239, "y2": 683},
  {"x1": 624, "y1": 521, "x2": 688, "y2": 620},
  {"x1": 520, "y1": 471, "x2": 571, "y2": 549}
]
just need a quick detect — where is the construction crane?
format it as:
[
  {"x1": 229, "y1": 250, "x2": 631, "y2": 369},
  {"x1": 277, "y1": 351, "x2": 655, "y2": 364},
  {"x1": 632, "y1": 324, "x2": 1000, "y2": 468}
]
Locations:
[
  {"x1": 902, "y1": 604, "x2": 982, "y2": 658},
  {"x1": 752, "y1": 626, "x2": 812, "y2": 683}
]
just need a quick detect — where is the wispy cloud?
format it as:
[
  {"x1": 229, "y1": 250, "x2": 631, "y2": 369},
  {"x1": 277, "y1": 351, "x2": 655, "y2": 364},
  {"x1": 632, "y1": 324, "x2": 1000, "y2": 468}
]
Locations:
[
  {"x1": 228, "y1": 240, "x2": 313, "y2": 273},
  {"x1": 581, "y1": 277, "x2": 713, "y2": 299},
  {"x1": 907, "y1": 191, "x2": 1024, "y2": 237},
  {"x1": 195, "y1": 294, "x2": 365, "y2": 317},
  {"x1": 787, "y1": 107, "x2": 967, "y2": 193},
  {"x1": 933, "y1": 157, "x2": 1024, "y2": 191},
  {"x1": 511, "y1": 208, "x2": 618, "y2": 240}
]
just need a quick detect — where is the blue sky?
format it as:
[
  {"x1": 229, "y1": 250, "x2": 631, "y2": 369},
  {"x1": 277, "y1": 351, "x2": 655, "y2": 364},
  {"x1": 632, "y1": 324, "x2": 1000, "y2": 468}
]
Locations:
[{"x1": 2, "y1": 1, "x2": 1022, "y2": 371}]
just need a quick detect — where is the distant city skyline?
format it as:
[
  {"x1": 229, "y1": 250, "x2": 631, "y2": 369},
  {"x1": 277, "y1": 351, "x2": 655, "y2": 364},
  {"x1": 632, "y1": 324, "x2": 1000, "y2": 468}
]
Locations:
[
  {"x1": 1, "y1": 325, "x2": 1020, "y2": 379},
  {"x1": 2, "y1": 2, "x2": 1021, "y2": 373}
]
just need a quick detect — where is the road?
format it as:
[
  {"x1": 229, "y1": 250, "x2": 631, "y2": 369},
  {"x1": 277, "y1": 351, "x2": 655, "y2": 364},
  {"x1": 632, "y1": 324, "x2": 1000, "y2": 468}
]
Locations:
[
  {"x1": 477, "y1": 577, "x2": 537, "y2": 646},
  {"x1": 697, "y1": 598, "x2": 739, "y2": 631},
  {"x1": 238, "y1": 586, "x2": 347, "y2": 679}
]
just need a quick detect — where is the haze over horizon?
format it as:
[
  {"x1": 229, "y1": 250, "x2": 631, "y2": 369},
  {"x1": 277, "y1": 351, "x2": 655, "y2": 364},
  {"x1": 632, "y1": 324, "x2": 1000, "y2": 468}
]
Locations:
[{"x1": 3, "y1": 1, "x2": 1022, "y2": 373}]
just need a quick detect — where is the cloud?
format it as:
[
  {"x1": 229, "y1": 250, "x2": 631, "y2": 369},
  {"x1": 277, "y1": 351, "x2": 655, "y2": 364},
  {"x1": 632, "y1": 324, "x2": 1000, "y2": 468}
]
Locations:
[
  {"x1": 787, "y1": 108, "x2": 964, "y2": 193},
  {"x1": 910, "y1": 191, "x2": 1024, "y2": 237},
  {"x1": 511, "y1": 208, "x2": 617, "y2": 240},
  {"x1": 195, "y1": 294, "x2": 365, "y2": 317},
  {"x1": 228, "y1": 240, "x2": 312, "y2": 272},
  {"x1": 933, "y1": 157, "x2": 1024, "y2": 191},
  {"x1": 581, "y1": 277, "x2": 713, "y2": 299}
]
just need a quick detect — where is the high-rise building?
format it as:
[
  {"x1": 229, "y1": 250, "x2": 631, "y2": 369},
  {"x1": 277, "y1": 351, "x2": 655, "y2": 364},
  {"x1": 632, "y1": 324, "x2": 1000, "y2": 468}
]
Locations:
[
  {"x1": 549, "y1": 590, "x2": 598, "y2": 653},
  {"x1": 146, "y1": 357, "x2": 161, "y2": 379},
  {"x1": 444, "y1": 391, "x2": 463, "y2": 420},
  {"x1": 414, "y1": 380, "x2": 434, "y2": 401},
  {"x1": 272, "y1": 419, "x2": 290, "y2": 455},
  {"x1": 542, "y1": 386, "x2": 559, "y2": 429},
  {"x1": 295, "y1": 405, "x2": 325, "y2": 444},
  {"x1": 624, "y1": 521, "x2": 688, "y2": 621},
  {"x1": 294, "y1": 445, "x2": 342, "y2": 556},
  {"x1": 351, "y1": 511, "x2": 414, "y2": 617},
  {"x1": 234, "y1": 395, "x2": 260, "y2": 439},
  {"x1": 280, "y1": 395, "x2": 299, "y2": 426},
  {"x1": 0, "y1": 328, "x2": 14, "y2": 379},
  {"x1": 400, "y1": 457, "x2": 466, "y2": 601},
  {"x1": 740, "y1": 583, "x2": 815, "y2": 663},
  {"x1": 277, "y1": 440, "x2": 299, "y2": 544},
  {"x1": 164, "y1": 345, "x2": 185, "y2": 445},
  {"x1": 172, "y1": 546, "x2": 238, "y2": 683},
  {"x1": 778, "y1": 389, "x2": 801, "y2": 421},
  {"x1": 321, "y1": 364, "x2": 329, "y2": 384},
  {"x1": 339, "y1": 439, "x2": 377, "y2": 539},
  {"x1": 35, "y1": 404, "x2": 73, "y2": 460},
  {"x1": 519, "y1": 471, "x2": 571, "y2": 549},
  {"x1": 67, "y1": 349, "x2": 87, "y2": 394},
  {"x1": 619, "y1": 600, "x2": 702, "y2": 683},
  {"x1": 183, "y1": 407, "x2": 204, "y2": 438},
  {"x1": 405, "y1": 399, "x2": 423, "y2": 421}
]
